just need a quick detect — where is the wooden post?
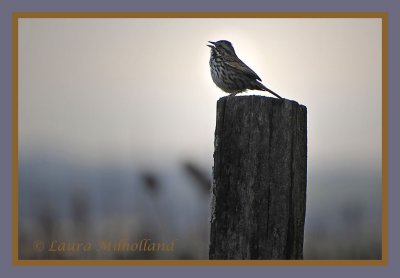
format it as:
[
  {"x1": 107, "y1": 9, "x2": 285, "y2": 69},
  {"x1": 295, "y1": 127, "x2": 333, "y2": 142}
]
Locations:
[{"x1": 209, "y1": 96, "x2": 307, "y2": 260}]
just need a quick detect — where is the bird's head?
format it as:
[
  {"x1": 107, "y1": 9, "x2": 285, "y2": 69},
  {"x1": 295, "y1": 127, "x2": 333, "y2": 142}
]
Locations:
[{"x1": 207, "y1": 40, "x2": 237, "y2": 58}]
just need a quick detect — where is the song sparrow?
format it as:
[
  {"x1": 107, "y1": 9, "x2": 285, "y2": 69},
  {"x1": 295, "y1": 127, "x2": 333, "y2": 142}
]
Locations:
[{"x1": 207, "y1": 40, "x2": 282, "y2": 99}]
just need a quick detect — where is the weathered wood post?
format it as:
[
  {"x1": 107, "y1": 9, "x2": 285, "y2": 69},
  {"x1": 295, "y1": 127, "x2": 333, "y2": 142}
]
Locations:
[{"x1": 209, "y1": 96, "x2": 307, "y2": 260}]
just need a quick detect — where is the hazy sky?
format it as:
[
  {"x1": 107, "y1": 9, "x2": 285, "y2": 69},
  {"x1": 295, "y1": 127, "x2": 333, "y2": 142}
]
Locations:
[{"x1": 19, "y1": 18, "x2": 382, "y2": 169}]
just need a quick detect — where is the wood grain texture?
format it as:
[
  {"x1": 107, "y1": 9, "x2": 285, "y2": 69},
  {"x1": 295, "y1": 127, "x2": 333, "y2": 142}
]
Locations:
[{"x1": 209, "y1": 96, "x2": 307, "y2": 260}]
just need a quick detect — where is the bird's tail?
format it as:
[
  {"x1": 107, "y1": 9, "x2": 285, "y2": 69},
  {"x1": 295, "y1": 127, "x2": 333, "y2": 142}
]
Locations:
[{"x1": 256, "y1": 82, "x2": 282, "y2": 99}]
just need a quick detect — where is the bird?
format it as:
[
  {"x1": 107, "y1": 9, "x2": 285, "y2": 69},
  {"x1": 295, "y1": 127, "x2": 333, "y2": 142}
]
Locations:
[{"x1": 207, "y1": 40, "x2": 282, "y2": 99}]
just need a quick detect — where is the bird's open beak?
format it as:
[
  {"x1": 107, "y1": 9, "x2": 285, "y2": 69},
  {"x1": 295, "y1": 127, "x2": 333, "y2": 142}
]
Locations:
[{"x1": 207, "y1": 41, "x2": 216, "y2": 48}]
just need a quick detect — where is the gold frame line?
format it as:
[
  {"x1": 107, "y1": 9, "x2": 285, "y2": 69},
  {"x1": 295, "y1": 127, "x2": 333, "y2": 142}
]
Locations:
[{"x1": 12, "y1": 12, "x2": 388, "y2": 267}]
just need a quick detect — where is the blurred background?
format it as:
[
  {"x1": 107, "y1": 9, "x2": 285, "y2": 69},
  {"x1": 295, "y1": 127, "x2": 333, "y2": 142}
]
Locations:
[{"x1": 18, "y1": 18, "x2": 382, "y2": 259}]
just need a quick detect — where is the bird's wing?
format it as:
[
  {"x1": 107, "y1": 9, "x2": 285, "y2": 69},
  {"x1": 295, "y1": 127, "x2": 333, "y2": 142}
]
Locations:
[{"x1": 225, "y1": 58, "x2": 262, "y2": 81}]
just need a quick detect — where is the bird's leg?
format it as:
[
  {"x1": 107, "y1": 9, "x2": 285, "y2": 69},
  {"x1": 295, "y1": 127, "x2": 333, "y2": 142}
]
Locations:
[{"x1": 229, "y1": 92, "x2": 238, "y2": 97}]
